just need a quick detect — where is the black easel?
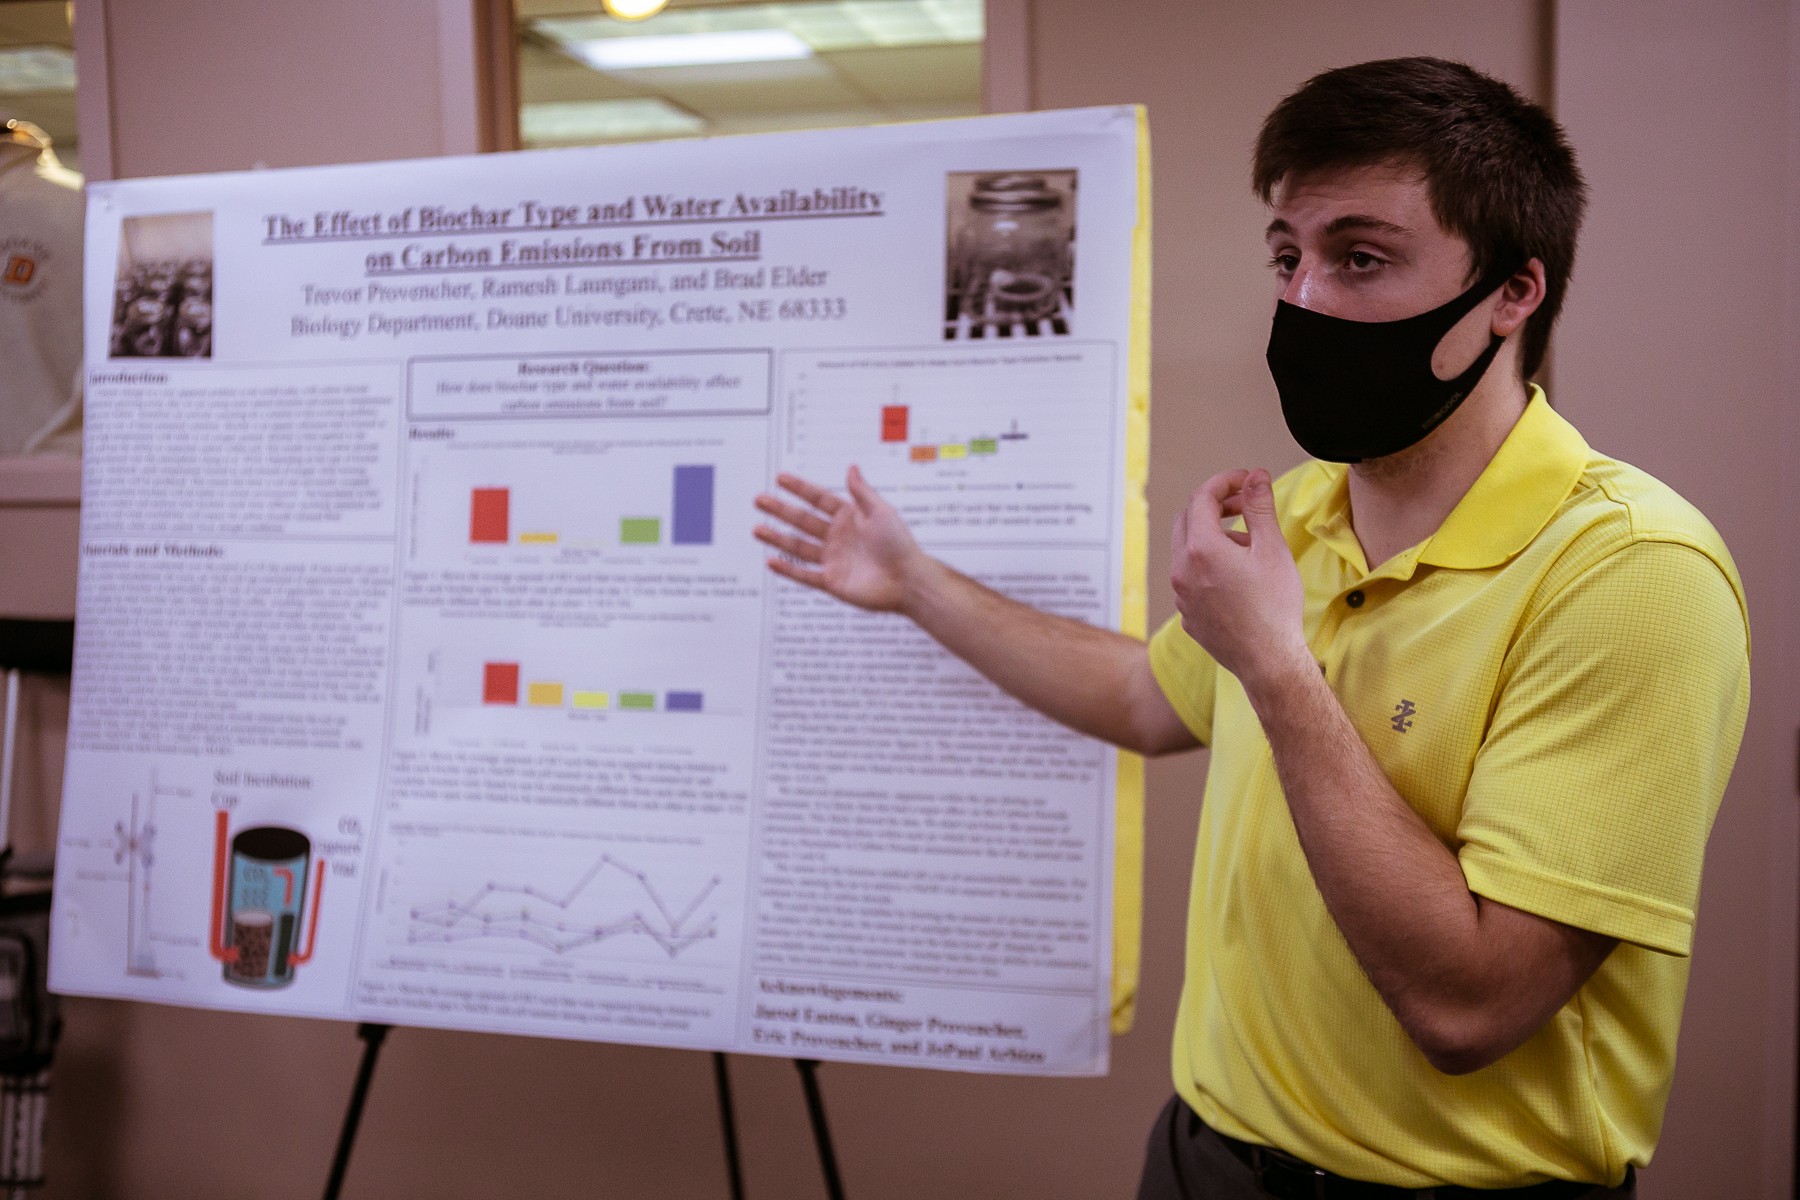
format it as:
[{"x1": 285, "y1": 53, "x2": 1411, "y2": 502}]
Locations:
[
  {"x1": 712, "y1": 1055, "x2": 848, "y2": 1200},
  {"x1": 712, "y1": 1052, "x2": 745, "y2": 1200},
  {"x1": 321, "y1": 1022, "x2": 390, "y2": 1200},
  {"x1": 322, "y1": 1031, "x2": 847, "y2": 1200},
  {"x1": 793, "y1": 1058, "x2": 846, "y2": 1200}
]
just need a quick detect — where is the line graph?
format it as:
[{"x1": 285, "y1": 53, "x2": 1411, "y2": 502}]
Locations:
[{"x1": 408, "y1": 853, "x2": 722, "y2": 958}]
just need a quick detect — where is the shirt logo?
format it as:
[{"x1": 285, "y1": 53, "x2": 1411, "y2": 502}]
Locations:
[
  {"x1": 1391, "y1": 700, "x2": 1417, "y2": 733},
  {"x1": 0, "y1": 237, "x2": 50, "y2": 304}
]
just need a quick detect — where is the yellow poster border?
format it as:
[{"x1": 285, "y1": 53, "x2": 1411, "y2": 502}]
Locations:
[{"x1": 1111, "y1": 106, "x2": 1151, "y2": 1035}]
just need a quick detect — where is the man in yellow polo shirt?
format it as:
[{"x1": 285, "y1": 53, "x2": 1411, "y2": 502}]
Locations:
[{"x1": 754, "y1": 57, "x2": 1748, "y2": 1198}]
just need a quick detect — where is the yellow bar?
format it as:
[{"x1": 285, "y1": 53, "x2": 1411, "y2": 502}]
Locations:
[
  {"x1": 519, "y1": 532, "x2": 558, "y2": 544},
  {"x1": 526, "y1": 681, "x2": 565, "y2": 707},
  {"x1": 572, "y1": 691, "x2": 610, "y2": 709},
  {"x1": 941, "y1": 443, "x2": 969, "y2": 459}
]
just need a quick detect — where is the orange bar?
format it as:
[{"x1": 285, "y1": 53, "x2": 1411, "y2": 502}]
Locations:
[{"x1": 910, "y1": 444, "x2": 938, "y2": 462}]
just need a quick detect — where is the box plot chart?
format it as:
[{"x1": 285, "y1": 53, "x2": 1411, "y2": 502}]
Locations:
[
  {"x1": 783, "y1": 346, "x2": 1115, "y2": 495},
  {"x1": 879, "y1": 401, "x2": 1031, "y2": 464},
  {"x1": 408, "y1": 852, "x2": 722, "y2": 960}
]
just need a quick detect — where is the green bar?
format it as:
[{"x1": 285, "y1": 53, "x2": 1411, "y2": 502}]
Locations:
[
  {"x1": 970, "y1": 438, "x2": 999, "y2": 455},
  {"x1": 619, "y1": 691, "x2": 656, "y2": 710},
  {"x1": 620, "y1": 517, "x2": 661, "y2": 545}
]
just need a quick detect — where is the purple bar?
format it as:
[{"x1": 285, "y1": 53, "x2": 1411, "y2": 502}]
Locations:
[
  {"x1": 672, "y1": 465, "x2": 714, "y2": 546},
  {"x1": 666, "y1": 691, "x2": 704, "y2": 712}
]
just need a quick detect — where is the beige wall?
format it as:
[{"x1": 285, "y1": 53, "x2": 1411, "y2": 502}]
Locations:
[
  {"x1": 1553, "y1": 2, "x2": 1799, "y2": 1194},
  {"x1": 74, "y1": 0, "x2": 462, "y2": 180},
  {"x1": 39, "y1": 2, "x2": 1796, "y2": 1197}
]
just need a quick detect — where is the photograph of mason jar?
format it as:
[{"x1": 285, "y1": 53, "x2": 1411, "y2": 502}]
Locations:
[
  {"x1": 944, "y1": 170, "x2": 1076, "y2": 340},
  {"x1": 110, "y1": 211, "x2": 214, "y2": 359}
]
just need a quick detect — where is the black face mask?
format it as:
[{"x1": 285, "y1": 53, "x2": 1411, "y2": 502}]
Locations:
[{"x1": 1265, "y1": 259, "x2": 1520, "y2": 463}]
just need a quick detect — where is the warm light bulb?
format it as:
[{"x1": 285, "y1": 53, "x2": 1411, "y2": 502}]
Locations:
[{"x1": 602, "y1": 0, "x2": 669, "y2": 19}]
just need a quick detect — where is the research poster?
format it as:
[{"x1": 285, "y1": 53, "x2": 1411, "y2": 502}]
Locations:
[{"x1": 50, "y1": 108, "x2": 1148, "y2": 1076}]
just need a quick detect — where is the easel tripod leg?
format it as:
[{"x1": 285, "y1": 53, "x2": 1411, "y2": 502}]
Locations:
[
  {"x1": 712, "y1": 1052, "x2": 745, "y2": 1200},
  {"x1": 322, "y1": 1022, "x2": 391, "y2": 1200},
  {"x1": 793, "y1": 1058, "x2": 845, "y2": 1200}
]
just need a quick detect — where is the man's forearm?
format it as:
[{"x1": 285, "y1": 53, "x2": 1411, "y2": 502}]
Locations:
[
  {"x1": 1243, "y1": 651, "x2": 1559, "y2": 1072},
  {"x1": 900, "y1": 555, "x2": 1192, "y2": 756}
]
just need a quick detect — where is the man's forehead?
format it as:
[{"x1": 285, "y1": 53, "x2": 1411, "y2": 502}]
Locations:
[
  {"x1": 1266, "y1": 162, "x2": 1441, "y2": 236},
  {"x1": 1265, "y1": 213, "x2": 1416, "y2": 241}
]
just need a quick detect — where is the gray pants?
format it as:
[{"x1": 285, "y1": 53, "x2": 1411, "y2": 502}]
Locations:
[{"x1": 1135, "y1": 1095, "x2": 1636, "y2": 1199}]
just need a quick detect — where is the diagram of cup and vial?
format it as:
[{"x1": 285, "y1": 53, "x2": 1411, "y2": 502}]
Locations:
[{"x1": 207, "y1": 812, "x2": 323, "y2": 989}]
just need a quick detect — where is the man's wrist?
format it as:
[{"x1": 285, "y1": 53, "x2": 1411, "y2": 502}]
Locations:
[
  {"x1": 896, "y1": 549, "x2": 948, "y2": 621},
  {"x1": 1240, "y1": 641, "x2": 1326, "y2": 728}
]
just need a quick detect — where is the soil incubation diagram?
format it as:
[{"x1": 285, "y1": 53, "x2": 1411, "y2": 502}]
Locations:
[{"x1": 208, "y1": 812, "x2": 323, "y2": 989}]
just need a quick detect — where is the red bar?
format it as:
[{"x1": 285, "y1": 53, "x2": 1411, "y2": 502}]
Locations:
[
  {"x1": 881, "y1": 405, "x2": 909, "y2": 443},
  {"x1": 483, "y1": 662, "x2": 520, "y2": 705},
  {"x1": 470, "y1": 488, "x2": 510, "y2": 544}
]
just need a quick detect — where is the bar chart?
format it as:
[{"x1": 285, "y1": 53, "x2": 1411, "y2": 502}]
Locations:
[
  {"x1": 394, "y1": 627, "x2": 755, "y2": 748},
  {"x1": 466, "y1": 464, "x2": 717, "y2": 549},
  {"x1": 402, "y1": 417, "x2": 767, "y2": 571},
  {"x1": 481, "y1": 659, "x2": 705, "y2": 715}
]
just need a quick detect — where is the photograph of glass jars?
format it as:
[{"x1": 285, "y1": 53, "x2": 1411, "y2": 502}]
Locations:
[
  {"x1": 109, "y1": 212, "x2": 214, "y2": 360},
  {"x1": 945, "y1": 170, "x2": 1076, "y2": 339}
]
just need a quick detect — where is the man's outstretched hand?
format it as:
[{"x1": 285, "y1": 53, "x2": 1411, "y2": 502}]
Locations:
[{"x1": 754, "y1": 466, "x2": 926, "y2": 613}]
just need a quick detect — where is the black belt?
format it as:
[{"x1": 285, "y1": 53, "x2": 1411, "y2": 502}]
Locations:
[{"x1": 1211, "y1": 1124, "x2": 1627, "y2": 1200}]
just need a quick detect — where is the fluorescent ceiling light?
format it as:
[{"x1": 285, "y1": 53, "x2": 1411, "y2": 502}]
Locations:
[
  {"x1": 532, "y1": 0, "x2": 982, "y2": 62},
  {"x1": 0, "y1": 47, "x2": 75, "y2": 95},
  {"x1": 521, "y1": 98, "x2": 705, "y2": 143},
  {"x1": 571, "y1": 29, "x2": 813, "y2": 71},
  {"x1": 602, "y1": 0, "x2": 668, "y2": 18}
]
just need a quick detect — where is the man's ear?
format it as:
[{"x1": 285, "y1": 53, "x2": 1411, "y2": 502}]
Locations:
[{"x1": 1493, "y1": 258, "x2": 1547, "y2": 337}]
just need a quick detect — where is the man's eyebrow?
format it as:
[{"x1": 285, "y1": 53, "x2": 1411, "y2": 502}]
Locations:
[
  {"x1": 1263, "y1": 215, "x2": 1415, "y2": 239},
  {"x1": 1325, "y1": 214, "x2": 1413, "y2": 238}
]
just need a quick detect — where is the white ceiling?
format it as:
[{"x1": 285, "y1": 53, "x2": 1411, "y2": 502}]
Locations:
[
  {"x1": 517, "y1": 0, "x2": 983, "y2": 146},
  {"x1": 0, "y1": 0, "x2": 985, "y2": 165},
  {"x1": 0, "y1": 1, "x2": 77, "y2": 166}
]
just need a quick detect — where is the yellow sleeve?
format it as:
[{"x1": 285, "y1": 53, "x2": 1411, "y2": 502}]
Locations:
[
  {"x1": 1146, "y1": 614, "x2": 1220, "y2": 747},
  {"x1": 1456, "y1": 540, "x2": 1749, "y2": 956}
]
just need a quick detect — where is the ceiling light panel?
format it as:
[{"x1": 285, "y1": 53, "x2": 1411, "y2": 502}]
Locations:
[
  {"x1": 532, "y1": 0, "x2": 983, "y2": 64},
  {"x1": 0, "y1": 46, "x2": 74, "y2": 94},
  {"x1": 521, "y1": 98, "x2": 706, "y2": 143},
  {"x1": 571, "y1": 29, "x2": 813, "y2": 70}
]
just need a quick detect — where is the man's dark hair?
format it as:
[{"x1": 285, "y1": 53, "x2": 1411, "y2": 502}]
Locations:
[{"x1": 1252, "y1": 57, "x2": 1586, "y2": 379}]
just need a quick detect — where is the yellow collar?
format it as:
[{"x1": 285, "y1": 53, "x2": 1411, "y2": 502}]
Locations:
[
  {"x1": 1420, "y1": 387, "x2": 1589, "y2": 569},
  {"x1": 1300, "y1": 387, "x2": 1590, "y2": 575}
]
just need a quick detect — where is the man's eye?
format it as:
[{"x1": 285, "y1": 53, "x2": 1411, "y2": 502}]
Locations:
[
  {"x1": 1346, "y1": 251, "x2": 1381, "y2": 270},
  {"x1": 1268, "y1": 253, "x2": 1299, "y2": 274}
]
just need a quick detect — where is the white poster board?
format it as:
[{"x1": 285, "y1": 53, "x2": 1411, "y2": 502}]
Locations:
[{"x1": 50, "y1": 108, "x2": 1148, "y2": 1076}]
